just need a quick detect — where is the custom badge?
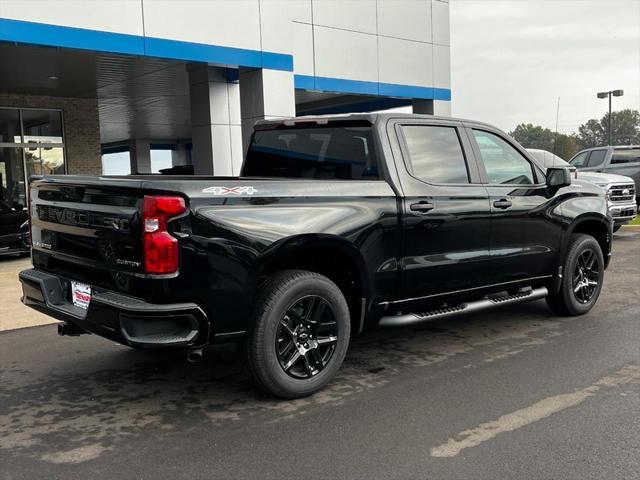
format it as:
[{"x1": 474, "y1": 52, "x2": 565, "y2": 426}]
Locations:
[{"x1": 202, "y1": 186, "x2": 258, "y2": 195}]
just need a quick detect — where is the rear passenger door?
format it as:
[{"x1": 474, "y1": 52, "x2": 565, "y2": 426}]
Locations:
[
  {"x1": 468, "y1": 127, "x2": 561, "y2": 283},
  {"x1": 580, "y1": 149, "x2": 609, "y2": 172},
  {"x1": 392, "y1": 119, "x2": 492, "y2": 298}
]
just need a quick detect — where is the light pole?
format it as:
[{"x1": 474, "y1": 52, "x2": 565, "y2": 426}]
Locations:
[{"x1": 597, "y1": 89, "x2": 624, "y2": 146}]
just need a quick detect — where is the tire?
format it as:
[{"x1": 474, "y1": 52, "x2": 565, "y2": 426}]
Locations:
[
  {"x1": 245, "y1": 270, "x2": 351, "y2": 399},
  {"x1": 612, "y1": 225, "x2": 622, "y2": 233},
  {"x1": 546, "y1": 233, "x2": 604, "y2": 316}
]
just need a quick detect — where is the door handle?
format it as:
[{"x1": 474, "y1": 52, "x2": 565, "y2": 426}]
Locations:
[
  {"x1": 493, "y1": 199, "x2": 512, "y2": 209},
  {"x1": 410, "y1": 201, "x2": 435, "y2": 213}
]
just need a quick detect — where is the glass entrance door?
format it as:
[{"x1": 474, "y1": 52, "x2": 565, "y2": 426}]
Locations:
[{"x1": 0, "y1": 107, "x2": 65, "y2": 208}]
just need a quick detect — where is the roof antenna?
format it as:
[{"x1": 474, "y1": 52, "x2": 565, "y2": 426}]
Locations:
[{"x1": 552, "y1": 97, "x2": 560, "y2": 158}]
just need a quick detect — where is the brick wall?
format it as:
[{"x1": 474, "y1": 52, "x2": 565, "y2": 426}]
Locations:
[{"x1": 0, "y1": 94, "x2": 102, "y2": 175}]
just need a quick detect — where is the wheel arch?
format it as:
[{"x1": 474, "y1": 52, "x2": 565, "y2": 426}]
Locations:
[
  {"x1": 564, "y1": 213, "x2": 612, "y2": 269},
  {"x1": 257, "y1": 234, "x2": 371, "y2": 335}
]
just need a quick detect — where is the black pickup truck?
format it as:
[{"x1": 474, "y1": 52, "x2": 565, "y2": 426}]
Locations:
[{"x1": 19, "y1": 113, "x2": 612, "y2": 398}]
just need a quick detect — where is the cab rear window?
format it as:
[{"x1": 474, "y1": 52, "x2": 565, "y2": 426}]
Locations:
[{"x1": 243, "y1": 126, "x2": 379, "y2": 180}]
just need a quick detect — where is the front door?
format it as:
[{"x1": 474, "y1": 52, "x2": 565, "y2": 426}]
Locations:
[
  {"x1": 469, "y1": 128, "x2": 562, "y2": 284},
  {"x1": 394, "y1": 121, "x2": 492, "y2": 299}
]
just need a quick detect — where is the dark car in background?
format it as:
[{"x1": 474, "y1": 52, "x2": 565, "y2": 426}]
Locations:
[{"x1": 0, "y1": 199, "x2": 29, "y2": 256}]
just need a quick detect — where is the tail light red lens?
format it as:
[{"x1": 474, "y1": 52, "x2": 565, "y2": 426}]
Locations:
[{"x1": 142, "y1": 195, "x2": 187, "y2": 275}]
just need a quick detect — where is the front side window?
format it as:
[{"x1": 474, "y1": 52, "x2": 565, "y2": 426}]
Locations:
[
  {"x1": 611, "y1": 148, "x2": 640, "y2": 164},
  {"x1": 401, "y1": 125, "x2": 469, "y2": 184},
  {"x1": 244, "y1": 125, "x2": 379, "y2": 180},
  {"x1": 473, "y1": 130, "x2": 535, "y2": 184},
  {"x1": 570, "y1": 151, "x2": 589, "y2": 168},
  {"x1": 586, "y1": 149, "x2": 607, "y2": 167}
]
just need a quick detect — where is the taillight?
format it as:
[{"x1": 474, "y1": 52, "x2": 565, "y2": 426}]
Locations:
[{"x1": 142, "y1": 195, "x2": 187, "y2": 275}]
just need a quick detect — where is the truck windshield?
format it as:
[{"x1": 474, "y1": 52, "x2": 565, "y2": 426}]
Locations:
[{"x1": 243, "y1": 126, "x2": 379, "y2": 180}]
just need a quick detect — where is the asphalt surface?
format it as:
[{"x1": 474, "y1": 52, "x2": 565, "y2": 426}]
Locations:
[{"x1": 1, "y1": 230, "x2": 639, "y2": 480}]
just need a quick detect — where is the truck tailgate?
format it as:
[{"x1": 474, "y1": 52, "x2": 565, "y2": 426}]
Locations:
[{"x1": 29, "y1": 176, "x2": 149, "y2": 295}]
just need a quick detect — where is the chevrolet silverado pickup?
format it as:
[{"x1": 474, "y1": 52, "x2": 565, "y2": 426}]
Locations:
[{"x1": 20, "y1": 114, "x2": 613, "y2": 398}]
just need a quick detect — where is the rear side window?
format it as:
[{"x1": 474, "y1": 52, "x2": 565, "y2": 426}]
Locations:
[
  {"x1": 473, "y1": 130, "x2": 535, "y2": 185},
  {"x1": 243, "y1": 126, "x2": 379, "y2": 180},
  {"x1": 586, "y1": 149, "x2": 607, "y2": 167},
  {"x1": 611, "y1": 148, "x2": 640, "y2": 164},
  {"x1": 401, "y1": 125, "x2": 470, "y2": 184}
]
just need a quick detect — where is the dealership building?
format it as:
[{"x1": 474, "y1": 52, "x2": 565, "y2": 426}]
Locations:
[{"x1": 0, "y1": 0, "x2": 451, "y2": 208}]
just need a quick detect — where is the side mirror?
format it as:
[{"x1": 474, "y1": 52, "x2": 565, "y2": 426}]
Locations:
[{"x1": 546, "y1": 167, "x2": 572, "y2": 188}]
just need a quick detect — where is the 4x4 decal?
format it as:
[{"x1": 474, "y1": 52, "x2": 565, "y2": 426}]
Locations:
[{"x1": 202, "y1": 186, "x2": 258, "y2": 195}]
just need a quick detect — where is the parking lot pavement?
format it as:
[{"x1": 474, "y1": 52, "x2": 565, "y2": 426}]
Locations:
[
  {"x1": 0, "y1": 256, "x2": 55, "y2": 331},
  {"x1": 1, "y1": 230, "x2": 639, "y2": 480}
]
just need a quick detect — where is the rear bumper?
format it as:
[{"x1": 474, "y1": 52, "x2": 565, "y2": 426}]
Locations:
[{"x1": 19, "y1": 268, "x2": 210, "y2": 348}]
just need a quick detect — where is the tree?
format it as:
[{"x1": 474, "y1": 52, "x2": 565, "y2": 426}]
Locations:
[
  {"x1": 577, "y1": 109, "x2": 640, "y2": 147},
  {"x1": 509, "y1": 124, "x2": 556, "y2": 151},
  {"x1": 553, "y1": 134, "x2": 581, "y2": 160},
  {"x1": 509, "y1": 123, "x2": 580, "y2": 159}
]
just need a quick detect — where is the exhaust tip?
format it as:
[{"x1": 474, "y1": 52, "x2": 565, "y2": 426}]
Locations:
[{"x1": 187, "y1": 347, "x2": 204, "y2": 363}]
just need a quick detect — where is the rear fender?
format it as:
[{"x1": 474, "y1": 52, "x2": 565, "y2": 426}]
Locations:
[{"x1": 257, "y1": 234, "x2": 371, "y2": 299}]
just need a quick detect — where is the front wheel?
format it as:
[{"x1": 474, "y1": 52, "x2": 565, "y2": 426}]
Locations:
[
  {"x1": 546, "y1": 233, "x2": 604, "y2": 316},
  {"x1": 245, "y1": 270, "x2": 351, "y2": 398}
]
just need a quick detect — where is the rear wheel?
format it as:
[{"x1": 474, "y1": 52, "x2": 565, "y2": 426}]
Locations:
[
  {"x1": 245, "y1": 270, "x2": 350, "y2": 398},
  {"x1": 546, "y1": 233, "x2": 604, "y2": 316}
]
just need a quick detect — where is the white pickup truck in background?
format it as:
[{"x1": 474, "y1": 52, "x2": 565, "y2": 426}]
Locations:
[{"x1": 528, "y1": 149, "x2": 637, "y2": 232}]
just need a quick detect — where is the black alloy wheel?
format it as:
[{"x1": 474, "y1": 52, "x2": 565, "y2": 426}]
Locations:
[
  {"x1": 245, "y1": 270, "x2": 351, "y2": 398},
  {"x1": 572, "y1": 248, "x2": 600, "y2": 304},
  {"x1": 546, "y1": 233, "x2": 605, "y2": 316},
  {"x1": 276, "y1": 295, "x2": 339, "y2": 379}
]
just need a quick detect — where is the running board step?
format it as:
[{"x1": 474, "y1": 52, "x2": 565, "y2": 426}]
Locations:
[{"x1": 379, "y1": 286, "x2": 548, "y2": 328}]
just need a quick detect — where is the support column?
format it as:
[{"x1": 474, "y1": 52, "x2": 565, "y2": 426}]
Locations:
[
  {"x1": 433, "y1": 100, "x2": 452, "y2": 117},
  {"x1": 189, "y1": 66, "x2": 242, "y2": 175},
  {"x1": 239, "y1": 68, "x2": 295, "y2": 155},
  {"x1": 129, "y1": 140, "x2": 151, "y2": 174},
  {"x1": 412, "y1": 99, "x2": 434, "y2": 115},
  {"x1": 171, "y1": 143, "x2": 190, "y2": 166}
]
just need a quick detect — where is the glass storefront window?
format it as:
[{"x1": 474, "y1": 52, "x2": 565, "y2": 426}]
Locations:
[
  {"x1": 0, "y1": 108, "x2": 21, "y2": 144},
  {"x1": 0, "y1": 107, "x2": 65, "y2": 208},
  {"x1": 22, "y1": 109, "x2": 64, "y2": 144},
  {"x1": 25, "y1": 146, "x2": 65, "y2": 176}
]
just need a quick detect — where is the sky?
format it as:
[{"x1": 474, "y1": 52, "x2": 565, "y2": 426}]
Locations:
[
  {"x1": 449, "y1": 0, "x2": 640, "y2": 135},
  {"x1": 101, "y1": 150, "x2": 172, "y2": 175}
]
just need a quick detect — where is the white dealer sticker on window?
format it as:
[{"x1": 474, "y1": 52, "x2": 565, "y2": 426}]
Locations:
[{"x1": 202, "y1": 186, "x2": 258, "y2": 195}]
